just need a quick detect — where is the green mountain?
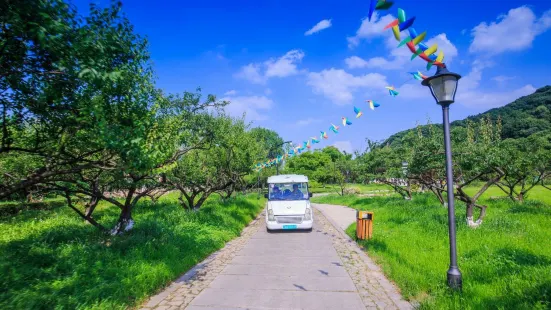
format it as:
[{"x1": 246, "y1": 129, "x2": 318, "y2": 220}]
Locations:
[{"x1": 384, "y1": 85, "x2": 551, "y2": 146}]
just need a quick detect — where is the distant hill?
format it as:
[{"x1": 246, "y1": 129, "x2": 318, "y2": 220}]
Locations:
[{"x1": 384, "y1": 85, "x2": 551, "y2": 146}]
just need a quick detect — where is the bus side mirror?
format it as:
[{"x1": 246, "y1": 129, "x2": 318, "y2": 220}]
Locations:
[
  {"x1": 309, "y1": 192, "x2": 313, "y2": 198},
  {"x1": 264, "y1": 194, "x2": 269, "y2": 199}
]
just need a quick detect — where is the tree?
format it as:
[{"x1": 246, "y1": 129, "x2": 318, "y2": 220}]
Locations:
[
  {"x1": 322, "y1": 146, "x2": 344, "y2": 162},
  {"x1": 406, "y1": 122, "x2": 447, "y2": 204},
  {"x1": 358, "y1": 140, "x2": 413, "y2": 200},
  {"x1": 0, "y1": 0, "x2": 157, "y2": 203},
  {"x1": 168, "y1": 114, "x2": 261, "y2": 210},
  {"x1": 0, "y1": 1, "x2": 230, "y2": 234},
  {"x1": 0, "y1": 0, "x2": 109, "y2": 199},
  {"x1": 496, "y1": 135, "x2": 551, "y2": 202},
  {"x1": 284, "y1": 150, "x2": 333, "y2": 183},
  {"x1": 249, "y1": 127, "x2": 284, "y2": 174},
  {"x1": 333, "y1": 155, "x2": 354, "y2": 195},
  {"x1": 453, "y1": 117, "x2": 505, "y2": 228},
  {"x1": 45, "y1": 89, "x2": 223, "y2": 233}
]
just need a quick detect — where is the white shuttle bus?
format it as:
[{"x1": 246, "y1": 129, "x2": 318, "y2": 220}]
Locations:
[{"x1": 265, "y1": 174, "x2": 313, "y2": 231}]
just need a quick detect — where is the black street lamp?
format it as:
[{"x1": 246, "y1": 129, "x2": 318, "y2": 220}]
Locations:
[{"x1": 421, "y1": 64, "x2": 462, "y2": 290}]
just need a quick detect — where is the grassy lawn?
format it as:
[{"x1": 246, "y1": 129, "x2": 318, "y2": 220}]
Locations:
[
  {"x1": 0, "y1": 193, "x2": 265, "y2": 310},
  {"x1": 312, "y1": 193, "x2": 551, "y2": 309}
]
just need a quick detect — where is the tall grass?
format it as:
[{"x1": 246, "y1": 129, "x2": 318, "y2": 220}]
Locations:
[
  {"x1": 313, "y1": 194, "x2": 551, "y2": 309},
  {"x1": 0, "y1": 193, "x2": 265, "y2": 310}
]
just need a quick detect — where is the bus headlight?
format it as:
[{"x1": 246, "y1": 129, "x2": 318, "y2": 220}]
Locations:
[
  {"x1": 268, "y1": 209, "x2": 275, "y2": 221},
  {"x1": 304, "y1": 207, "x2": 312, "y2": 221}
]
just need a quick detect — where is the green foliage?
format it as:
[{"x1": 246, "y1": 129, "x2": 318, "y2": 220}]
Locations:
[
  {"x1": 249, "y1": 127, "x2": 284, "y2": 157},
  {"x1": 313, "y1": 194, "x2": 551, "y2": 309},
  {"x1": 0, "y1": 193, "x2": 265, "y2": 309},
  {"x1": 168, "y1": 114, "x2": 262, "y2": 209},
  {"x1": 322, "y1": 146, "x2": 345, "y2": 161},
  {"x1": 0, "y1": 0, "x2": 231, "y2": 233},
  {"x1": 284, "y1": 149, "x2": 333, "y2": 183},
  {"x1": 497, "y1": 132, "x2": 551, "y2": 201},
  {"x1": 1, "y1": 0, "x2": 162, "y2": 198}
]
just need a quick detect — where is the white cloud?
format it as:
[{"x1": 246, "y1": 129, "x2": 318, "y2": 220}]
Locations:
[
  {"x1": 221, "y1": 95, "x2": 274, "y2": 121},
  {"x1": 234, "y1": 63, "x2": 266, "y2": 84},
  {"x1": 460, "y1": 59, "x2": 494, "y2": 91},
  {"x1": 345, "y1": 55, "x2": 403, "y2": 70},
  {"x1": 235, "y1": 50, "x2": 305, "y2": 84},
  {"x1": 307, "y1": 68, "x2": 388, "y2": 104},
  {"x1": 344, "y1": 56, "x2": 369, "y2": 69},
  {"x1": 265, "y1": 50, "x2": 305, "y2": 78},
  {"x1": 224, "y1": 90, "x2": 237, "y2": 96},
  {"x1": 295, "y1": 118, "x2": 321, "y2": 127},
  {"x1": 347, "y1": 12, "x2": 395, "y2": 48},
  {"x1": 264, "y1": 88, "x2": 272, "y2": 95},
  {"x1": 305, "y1": 19, "x2": 332, "y2": 36},
  {"x1": 333, "y1": 141, "x2": 353, "y2": 154},
  {"x1": 469, "y1": 6, "x2": 551, "y2": 55},
  {"x1": 492, "y1": 75, "x2": 515, "y2": 84}
]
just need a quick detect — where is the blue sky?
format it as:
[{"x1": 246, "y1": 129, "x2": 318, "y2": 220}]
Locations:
[{"x1": 74, "y1": 0, "x2": 551, "y2": 153}]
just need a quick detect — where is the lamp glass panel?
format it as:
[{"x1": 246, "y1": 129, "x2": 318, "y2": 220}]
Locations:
[{"x1": 429, "y1": 75, "x2": 458, "y2": 103}]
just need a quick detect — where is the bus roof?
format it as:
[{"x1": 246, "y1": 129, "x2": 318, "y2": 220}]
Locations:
[{"x1": 267, "y1": 174, "x2": 308, "y2": 183}]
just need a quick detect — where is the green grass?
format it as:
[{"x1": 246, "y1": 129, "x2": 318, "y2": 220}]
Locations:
[
  {"x1": 0, "y1": 193, "x2": 265, "y2": 310},
  {"x1": 312, "y1": 193, "x2": 551, "y2": 309}
]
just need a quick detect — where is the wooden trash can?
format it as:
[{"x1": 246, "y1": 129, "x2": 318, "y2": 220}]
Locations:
[{"x1": 356, "y1": 210, "x2": 373, "y2": 240}]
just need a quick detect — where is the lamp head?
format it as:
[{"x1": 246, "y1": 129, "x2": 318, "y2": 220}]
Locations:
[{"x1": 422, "y1": 64, "x2": 461, "y2": 105}]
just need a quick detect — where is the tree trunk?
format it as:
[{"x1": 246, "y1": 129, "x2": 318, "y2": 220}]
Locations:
[
  {"x1": 429, "y1": 187, "x2": 444, "y2": 204},
  {"x1": 405, "y1": 188, "x2": 412, "y2": 200},
  {"x1": 224, "y1": 187, "x2": 234, "y2": 200},
  {"x1": 111, "y1": 204, "x2": 134, "y2": 235},
  {"x1": 178, "y1": 192, "x2": 194, "y2": 210},
  {"x1": 381, "y1": 180, "x2": 411, "y2": 200},
  {"x1": 63, "y1": 191, "x2": 107, "y2": 232},
  {"x1": 466, "y1": 202, "x2": 487, "y2": 228},
  {"x1": 84, "y1": 195, "x2": 99, "y2": 218},
  {"x1": 193, "y1": 195, "x2": 208, "y2": 211},
  {"x1": 110, "y1": 186, "x2": 137, "y2": 235},
  {"x1": 517, "y1": 192, "x2": 524, "y2": 203}
]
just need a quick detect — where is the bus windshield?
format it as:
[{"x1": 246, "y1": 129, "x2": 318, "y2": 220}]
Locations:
[{"x1": 268, "y1": 182, "x2": 309, "y2": 201}]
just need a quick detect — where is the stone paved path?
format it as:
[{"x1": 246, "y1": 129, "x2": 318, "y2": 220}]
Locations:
[
  {"x1": 140, "y1": 204, "x2": 411, "y2": 310},
  {"x1": 314, "y1": 203, "x2": 357, "y2": 231}
]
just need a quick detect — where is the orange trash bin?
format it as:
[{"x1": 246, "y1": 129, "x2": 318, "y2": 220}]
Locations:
[{"x1": 356, "y1": 211, "x2": 373, "y2": 240}]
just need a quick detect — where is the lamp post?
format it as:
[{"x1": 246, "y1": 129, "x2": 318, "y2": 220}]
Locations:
[
  {"x1": 421, "y1": 64, "x2": 462, "y2": 290},
  {"x1": 269, "y1": 141, "x2": 292, "y2": 175}
]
